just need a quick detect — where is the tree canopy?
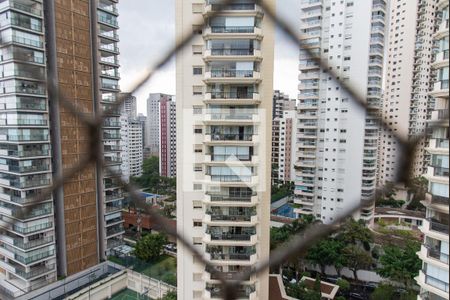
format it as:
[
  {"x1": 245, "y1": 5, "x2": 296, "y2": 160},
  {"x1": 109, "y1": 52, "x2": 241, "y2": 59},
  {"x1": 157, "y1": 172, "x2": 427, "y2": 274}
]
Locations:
[
  {"x1": 306, "y1": 238, "x2": 345, "y2": 274},
  {"x1": 134, "y1": 233, "x2": 168, "y2": 262},
  {"x1": 377, "y1": 241, "x2": 421, "y2": 287}
]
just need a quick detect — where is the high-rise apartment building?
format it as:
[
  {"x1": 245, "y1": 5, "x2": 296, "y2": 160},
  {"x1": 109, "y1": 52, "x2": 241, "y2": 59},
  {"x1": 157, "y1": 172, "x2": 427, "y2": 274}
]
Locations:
[
  {"x1": 176, "y1": 0, "x2": 275, "y2": 299},
  {"x1": 272, "y1": 110, "x2": 297, "y2": 183},
  {"x1": 294, "y1": 0, "x2": 386, "y2": 223},
  {"x1": 138, "y1": 113, "x2": 147, "y2": 151},
  {"x1": 120, "y1": 93, "x2": 143, "y2": 180},
  {"x1": 273, "y1": 90, "x2": 296, "y2": 119},
  {"x1": 416, "y1": 1, "x2": 449, "y2": 298},
  {"x1": 120, "y1": 92, "x2": 137, "y2": 118},
  {"x1": 160, "y1": 96, "x2": 176, "y2": 177},
  {"x1": 121, "y1": 117, "x2": 144, "y2": 180},
  {"x1": 377, "y1": 0, "x2": 437, "y2": 185},
  {"x1": 146, "y1": 93, "x2": 173, "y2": 157},
  {"x1": 0, "y1": 0, "x2": 123, "y2": 296}
]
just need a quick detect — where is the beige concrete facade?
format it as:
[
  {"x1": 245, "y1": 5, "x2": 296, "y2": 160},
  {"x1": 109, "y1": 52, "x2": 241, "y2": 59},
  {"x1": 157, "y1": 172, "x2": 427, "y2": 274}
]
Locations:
[{"x1": 176, "y1": 1, "x2": 275, "y2": 299}]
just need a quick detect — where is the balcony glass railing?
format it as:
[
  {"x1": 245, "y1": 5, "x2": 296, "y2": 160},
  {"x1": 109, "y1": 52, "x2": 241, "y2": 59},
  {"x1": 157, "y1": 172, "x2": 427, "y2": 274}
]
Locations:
[
  {"x1": 428, "y1": 218, "x2": 449, "y2": 234},
  {"x1": 15, "y1": 263, "x2": 55, "y2": 279},
  {"x1": 208, "y1": 133, "x2": 254, "y2": 141},
  {"x1": 209, "y1": 232, "x2": 254, "y2": 241},
  {"x1": 433, "y1": 167, "x2": 449, "y2": 177},
  {"x1": 211, "y1": 69, "x2": 255, "y2": 78},
  {"x1": 210, "y1": 26, "x2": 255, "y2": 33},
  {"x1": 210, "y1": 91, "x2": 255, "y2": 99},
  {"x1": 13, "y1": 221, "x2": 53, "y2": 234},
  {"x1": 425, "y1": 274, "x2": 449, "y2": 292},
  {"x1": 426, "y1": 247, "x2": 449, "y2": 264},
  {"x1": 13, "y1": 236, "x2": 54, "y2": 250},
  {"x1": 210, "y1": 48, "x2": 256, "y2": 56},
  {"x1": 209, "y1": 3, "x2": 256, "y2": 11}
]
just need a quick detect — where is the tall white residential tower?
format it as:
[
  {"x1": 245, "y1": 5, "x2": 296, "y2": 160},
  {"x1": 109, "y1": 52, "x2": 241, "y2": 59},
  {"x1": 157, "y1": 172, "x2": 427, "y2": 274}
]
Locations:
[
  {"x1": 294, "y1": 0, "x2": 387, "y2": 223},
  {"x1": 176, "y1": 0, "x2": 275, "y2": 299}
]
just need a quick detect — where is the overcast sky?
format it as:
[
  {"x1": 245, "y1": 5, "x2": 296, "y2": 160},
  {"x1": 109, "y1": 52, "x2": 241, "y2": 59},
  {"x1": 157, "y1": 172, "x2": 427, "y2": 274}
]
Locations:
[{"x1": 118, "y1": 0, "x2": 299, "y2": 115}]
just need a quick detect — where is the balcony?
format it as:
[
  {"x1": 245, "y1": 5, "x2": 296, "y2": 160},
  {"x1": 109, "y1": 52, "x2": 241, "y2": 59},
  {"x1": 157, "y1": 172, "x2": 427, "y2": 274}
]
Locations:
[
  {"x1": 0, "y1": 1, "x2": 43, "y2": 17},
  {"x1": 430, "y1": 80, "x2": 449, "y2": 97},
  {"x1": 204, "y1": 26, "x2": 263, "y2": 39},
  {"x1": 204, "y1": 70, "x2": 261, "y2": 84},
  {"x1": 204, "y1": 2, "x2": 263, "y2": 16},
  {"x1": 203, "y1": 48, "x2": 262, "y2": 61},
  {"x1": 432, "y1": 50, "x2": 449, "y2": 68},
  {"x1": 12, "y1": 248, "x2": 55, "y2": 265},
  {"x1": 98, "y1": 14, "x2": 118, "y2": 28},
  {"x1": 429, "y1": 109, "x2": 449, "y2": 124},
  {"x1": 205, "y1": 132, "x2": 255, "y2": 143},
  {"x1": 204, "y1": 111, "x2": 259, "y2": 124},
  {"x1": 11, "y1": 221, "x2": 53, "y2": 235},
  {"x1": 106, "y1": 224, "x2": 124, "y2": 237},
  {"x1": 13, "y1": 236, "x2": 54, "y2": 250},
  {"x1": 204, "y1": 92, "x2": 260, "y2": 105},
  {"x1": 15, "y1": 264, "x2": 55, "y2": 280}
]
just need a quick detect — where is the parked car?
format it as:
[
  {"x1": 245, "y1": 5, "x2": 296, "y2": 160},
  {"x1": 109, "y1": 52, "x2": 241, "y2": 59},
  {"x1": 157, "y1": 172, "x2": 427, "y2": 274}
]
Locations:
[{"x1": 349, "y1": 292, "x2": 365, "y2": 300}]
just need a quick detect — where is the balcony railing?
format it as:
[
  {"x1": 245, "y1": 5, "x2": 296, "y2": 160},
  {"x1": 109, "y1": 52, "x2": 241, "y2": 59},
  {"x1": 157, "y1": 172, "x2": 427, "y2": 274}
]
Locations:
[
  {"x1": 428, "y1": 218, "x2": 449, "y2": 234},
  {"x1": 426, "y1": 246, "x2": 449, "y2": 264},
  {"x1": 210, "y1": 48, "x2": 255, "y2": 56},
  {"x1": 209, "y1": 252, "x2": 253, "y2": 261},
  {"x1": 209, "y1": 3, "x2": 256, "y2": 11},
  {"x1": 425, "y1": 274, "x2": 449, "y2": 292},
  {"x1": 210, "y1": 232, "x2": 254, "y2": 241},
  {"x1": 208, "y1": 212, "x2": 255, "y2": 222},
  {"x1": 433, "y1": 166, "x2": 449, "y2": 177},
  {"x1": 210, "y1": 175, "x2": 252, "y2": 182},
  {"x1": 208, "y1": 133, "x2": 254, "y2": 141},
  {"x1": 13, "y1": 236, "x2": 54, "y2": 250},
  {"x1": 210, "y1": 91, "x2": 255, "y2": 99},
  {"x1": 211, "y1": 70, "x2": 255, "y2": 78},
  {"x1": 430, "y1": 194, "x2": 449, "y2": 205},
  {"x1": 16, "y1": 264, "x2": 55, "y2": 279},
  {"x1": 210, "y1": 26, "x2": 255, "y2": 33},
  {"x1": 211, "y1": 154, "x2": 252, "y2": 162},
  {"x1": 207, "y1": 191, "x2": 255, "y2": 202},
  {"x1": 13, "y1": 221, "x2": 53, "y2": 234}
]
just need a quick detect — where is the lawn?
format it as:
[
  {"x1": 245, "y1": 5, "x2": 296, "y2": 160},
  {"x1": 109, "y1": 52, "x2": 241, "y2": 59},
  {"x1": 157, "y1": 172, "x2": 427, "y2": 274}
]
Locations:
[
  {"x1": 109, "y1": 255, "x2": 177, "y2": 286},
  {"x1": 110, "y1": 289, "x2": 152, "y2": 300}
]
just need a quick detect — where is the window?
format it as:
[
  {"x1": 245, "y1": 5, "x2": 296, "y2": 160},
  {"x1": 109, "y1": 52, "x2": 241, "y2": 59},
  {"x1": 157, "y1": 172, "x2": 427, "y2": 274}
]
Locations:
[
  {"x1": 192, "y1": 3, "x2": 203, "y2": 13},
  {"x1": 193, "y1": 85, "x2": 203, "y2": 95},
  {"x1": 193, "y1": 106, "x2": 202, "y2": 114},
  {"x1": 193, "y1": 67, "x2": 203, "y2": 75},
  {"x1": 194, "y1": 128, "x2": 202, "y2": 134},
  {"x1": 192, "y1": 45, "x2": 203, "y2": 55},
  {"x1": 193, "y1": 221, "x2": 202, "y2": 227},
  {"x1": 193, "y1": 184, "x2": 202, "y2": 191},
  {"x1": 192, "y1": 25, "x2": 203, "y2": 34}
]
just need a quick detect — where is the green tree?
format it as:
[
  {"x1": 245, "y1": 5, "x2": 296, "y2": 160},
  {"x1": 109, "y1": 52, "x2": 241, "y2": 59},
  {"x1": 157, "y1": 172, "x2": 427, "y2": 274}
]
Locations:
[
  {"x1": 371, "y1": 284, "x2": 395, "y2": 300},
  {"x1": 134, "y1": 233, "x2": 168, "y2": 262},
  {"x1": 162, "y1": 205, "x2": 176, "y2": 219},
  {"x1": 337, "y1": 219, "x2": 373, "y2": 245},
  {"x1": 406, "y1": 176, "x2": 427, "y2": 210},
  {"x1": 336, "y1": 278, "x2": 350, "y2": 293},
  {"x1": 342, "y1": 244, "x2": 373, "y2": 281},
  {"x1": 286, "y1": 281, "x2": 321, "y2": 300},
  {"x1": 377, "y1": 242, "x2": 421, "y2": 288},
  {"x1": 306, "y1": 238, "x2": 344, "y2": 274}
]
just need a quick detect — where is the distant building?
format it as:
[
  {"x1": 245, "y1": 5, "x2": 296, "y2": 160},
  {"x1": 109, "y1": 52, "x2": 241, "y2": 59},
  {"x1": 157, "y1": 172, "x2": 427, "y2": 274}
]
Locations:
[
  {"x1": 159, "y1": 96, "x2": 177, "y2": 177},
  {"x1": 272, "y1": 110, "x2": 297, "y2": 184},
  {"x1": 273, "y1": 90, "x2": 296, "y2": 119},
  {"x1": 137, "y1": 114, "x2": 147, "y2": 151},
  {"x1": 120, "y1": 92, "x2": 137, "y2": 118},
  {"x1": 121, "y1": 117, "x2": 144, "y2": 180},
  {"x1": 146, "y1": 93, "x2": 173, "y2": 157}
]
